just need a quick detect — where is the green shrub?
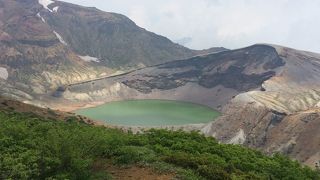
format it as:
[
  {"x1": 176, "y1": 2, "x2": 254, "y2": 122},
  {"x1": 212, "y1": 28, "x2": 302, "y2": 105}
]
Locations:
[
  {"x1": 0, "y1": 111, "x2": 319, "y2": 180},
  {"x1": 113, "y1": 146, "x2": 156, "y2": 164}
]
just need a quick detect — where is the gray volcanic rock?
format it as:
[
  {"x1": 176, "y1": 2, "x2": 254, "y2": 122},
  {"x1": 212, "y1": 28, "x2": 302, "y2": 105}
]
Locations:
[
  {"x1": 57, "y1": 44, "x2": 285, "y2": 110},
  {"x1": 202, "y1": 45, "x2": 320, "y2": 167},
  {"x1": 41, "y1": 1, "x2": 198, "y2": 68},
  {"x1": 0, "y1": 0, "x2": 225, "y2": 102},
  {"x1": 203, "y1": 102, "x2": 320, "y2": 167},
  {"x1": 122, "y1": 45, "x2": 284, "y2": 93},
  {"x1": 0, "y1": 0, "x2": 111, "y2": 100}
]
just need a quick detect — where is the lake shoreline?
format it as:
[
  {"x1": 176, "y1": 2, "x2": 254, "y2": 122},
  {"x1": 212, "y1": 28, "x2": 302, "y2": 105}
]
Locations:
[{"x1": 75, "y1": 99, "x2": 221, "y2": 127}]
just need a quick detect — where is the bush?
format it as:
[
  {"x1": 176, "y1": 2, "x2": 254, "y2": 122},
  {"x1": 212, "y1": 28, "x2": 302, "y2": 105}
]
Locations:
[
  {"x1": 0, "y1": 111, "x2": 319, "y2": 179},
  {"x1": 113, "y1": 146, "x2": 156, "y2": 164}
]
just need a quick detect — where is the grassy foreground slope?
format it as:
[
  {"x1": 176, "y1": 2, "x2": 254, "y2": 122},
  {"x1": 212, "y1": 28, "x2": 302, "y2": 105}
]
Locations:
[{"x1": 0, "y1": 111, "x2": 319, "y2": 180}]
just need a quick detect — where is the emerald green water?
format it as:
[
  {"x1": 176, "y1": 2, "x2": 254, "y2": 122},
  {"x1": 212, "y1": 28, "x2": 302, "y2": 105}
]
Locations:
[{"x1": 75, "y1": 100, "x2": 220, "y2": 126}]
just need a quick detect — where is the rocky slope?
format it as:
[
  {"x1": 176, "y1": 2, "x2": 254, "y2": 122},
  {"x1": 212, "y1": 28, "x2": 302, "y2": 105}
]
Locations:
[
  {"x1": 55, "y1": 44, "x2": 284, "y2": 110},
  {"x1": 54, "y1": 44, "x2": 320, "y2": 167},
  {"x1": 202, "y1": 45, "x2": 320, "y2": 167},
  {"x1": 1, "y1": 0, "x2": 320, "y2": 169},
  {"x1": 41, "y1": 0, "x2": 198, "y2": 68},
  {"x1": 54, "y1": 44, "x2": 320, "y2": 114},
  {"x1": 0, "y1": 0, "x2": 110, "y2": 102},
  {"x1": 1, "y1": 0, "x2": 220, "y2": 104}
]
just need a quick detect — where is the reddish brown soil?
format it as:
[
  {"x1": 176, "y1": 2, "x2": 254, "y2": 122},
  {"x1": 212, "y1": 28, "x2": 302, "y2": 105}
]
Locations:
[
  {"x1": 106, "y1": 165, "x2": 175, "y2": 180},
  {"x1": 93, "y1": 160, "x2": 175, "y2": 180},
  {"x1": 0, "y1": 97, "x2": 94, "y2": 124}
]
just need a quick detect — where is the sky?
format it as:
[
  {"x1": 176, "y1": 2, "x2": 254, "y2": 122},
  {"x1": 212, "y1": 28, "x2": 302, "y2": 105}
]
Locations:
[{"x1": 63, "y1": 0, "x2": 320, "y2": 52}]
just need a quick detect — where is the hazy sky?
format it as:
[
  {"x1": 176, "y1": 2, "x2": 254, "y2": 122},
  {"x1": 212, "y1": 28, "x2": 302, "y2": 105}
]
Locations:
[{"x1": 63, "y1": 0, "x2": 320, "y2": 52}]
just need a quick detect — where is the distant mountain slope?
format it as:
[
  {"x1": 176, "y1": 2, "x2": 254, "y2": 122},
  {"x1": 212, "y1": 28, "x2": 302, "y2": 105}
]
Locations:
[
  {"x1": 0, "y1": 0, "x2": 225, "y2": 102},
  {"x1": 0, "y1": 0, "x2": 111, "y2": 101},
  {"x1": 39, "y1": 0, "x2": 197, "y2": 68}
]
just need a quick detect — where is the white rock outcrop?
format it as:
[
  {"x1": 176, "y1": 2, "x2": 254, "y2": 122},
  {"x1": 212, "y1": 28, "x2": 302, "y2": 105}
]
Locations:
[
  {"x1": 228, "y1": 129, "x2": 246, "y2": 145},
  {"x1": 36, "y1": 13, "x2": 46, "y2": 23},
  {"x1": 0, "y1": 67, "x2": 8, "y2": 80},
  {"x1": 38, "y1": 0, "x2": 54, "y2": 12},
  {"x1": 53, "y1": 6, "x2": 59, "y2": 12},
  {"x1": 78, "y1": 55, "x2": 100, "y2": 63},
  {"x1": 53, "y1": 31, "x2": 67, "y2": 46}
]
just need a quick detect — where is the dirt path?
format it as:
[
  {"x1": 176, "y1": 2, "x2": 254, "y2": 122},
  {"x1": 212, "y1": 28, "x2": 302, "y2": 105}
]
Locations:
[
  {"x1": 106, "y1": 165, "x2": 175, "y2": 180},
  {"x1": 93, "y1": 160, "x2": 175, "y2": 180}
]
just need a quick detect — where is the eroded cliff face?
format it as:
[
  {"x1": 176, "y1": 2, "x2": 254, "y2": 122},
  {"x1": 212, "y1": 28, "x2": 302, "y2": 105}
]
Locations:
[
  {"x1": 233, "y1": 46, "x2": 320, "y2": 113},
  {"x1": 202, "y1": 45, "x2": 320, "y2": 167},
  {"x1": 203, "y1": 102, "x2": 320, "y2": 167}
]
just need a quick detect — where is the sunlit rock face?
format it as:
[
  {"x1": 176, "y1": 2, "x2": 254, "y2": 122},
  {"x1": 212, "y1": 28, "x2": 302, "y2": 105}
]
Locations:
[
  {"x1": 0, "y1": 67, "x2": 8, "y2": 80},
  {"x1": 232, "y1": 45, "x2": 320, "y2": 113}
]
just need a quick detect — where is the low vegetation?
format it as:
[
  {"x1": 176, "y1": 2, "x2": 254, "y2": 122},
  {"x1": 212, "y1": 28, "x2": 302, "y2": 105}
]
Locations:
[{"x1": 0, "y1": 111, "x2": 319, "y2": 179}]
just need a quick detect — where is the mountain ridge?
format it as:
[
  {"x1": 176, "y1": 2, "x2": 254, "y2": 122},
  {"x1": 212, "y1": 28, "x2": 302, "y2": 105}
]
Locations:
[
  {"x1": 54, "y1": 44, "x2": 285, "y2": 110},
  {"x1": 49, "y1": 43, "x2": 320, "y2": 167},
  {"x1": 1, "y1": 0, "x2": 320, "y2": 169},
  {"x1": 0, "y1": 0, "x2": 226, "y2": 104}
]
